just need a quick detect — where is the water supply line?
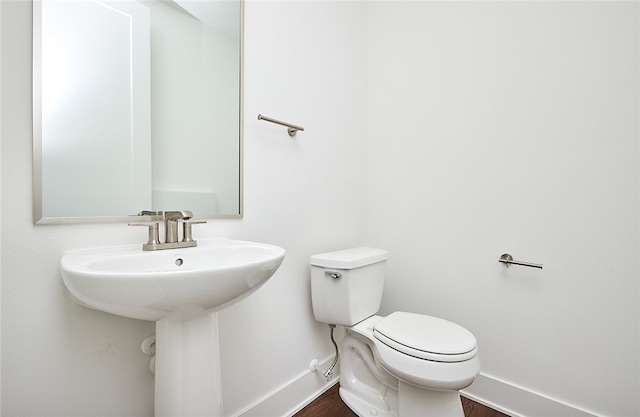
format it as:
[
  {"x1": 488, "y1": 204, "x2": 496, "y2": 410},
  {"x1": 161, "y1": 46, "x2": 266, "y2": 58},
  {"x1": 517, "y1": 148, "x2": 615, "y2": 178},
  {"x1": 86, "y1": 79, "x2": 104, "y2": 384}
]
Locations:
[{"x1": 323, "y1": 324, "x2": 339, "y2": 380}]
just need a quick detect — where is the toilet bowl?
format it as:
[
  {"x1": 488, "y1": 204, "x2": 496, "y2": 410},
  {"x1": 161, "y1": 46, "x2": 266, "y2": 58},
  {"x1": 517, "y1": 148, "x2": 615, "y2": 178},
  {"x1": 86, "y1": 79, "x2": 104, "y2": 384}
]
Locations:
[{"x1": 310, "y1": 247, "x2": 480, "y2": 417}]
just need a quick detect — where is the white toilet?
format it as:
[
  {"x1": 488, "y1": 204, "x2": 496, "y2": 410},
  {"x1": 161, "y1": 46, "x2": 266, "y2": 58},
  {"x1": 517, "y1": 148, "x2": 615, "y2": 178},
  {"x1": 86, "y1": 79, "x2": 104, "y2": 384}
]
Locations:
[{"x1": 310, "y1": 247, "x2": 480, "y2": 417}]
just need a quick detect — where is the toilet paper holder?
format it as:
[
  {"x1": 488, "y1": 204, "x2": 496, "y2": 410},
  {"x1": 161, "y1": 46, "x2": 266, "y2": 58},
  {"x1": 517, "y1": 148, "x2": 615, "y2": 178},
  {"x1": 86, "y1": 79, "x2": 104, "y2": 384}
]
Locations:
[
  {"x1": 257, "y1": 114, "x2": 305, "y2": 136},
  {"x1": 499, "y1": 253, "x2": 543, "y2": 269}
]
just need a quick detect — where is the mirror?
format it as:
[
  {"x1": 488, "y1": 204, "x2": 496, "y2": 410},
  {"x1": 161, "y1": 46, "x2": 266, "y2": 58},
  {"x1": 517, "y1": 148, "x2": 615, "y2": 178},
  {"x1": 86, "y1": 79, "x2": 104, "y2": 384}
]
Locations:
[{"x1": 33, "y1": 0, "x2": 242, "y2": 223}]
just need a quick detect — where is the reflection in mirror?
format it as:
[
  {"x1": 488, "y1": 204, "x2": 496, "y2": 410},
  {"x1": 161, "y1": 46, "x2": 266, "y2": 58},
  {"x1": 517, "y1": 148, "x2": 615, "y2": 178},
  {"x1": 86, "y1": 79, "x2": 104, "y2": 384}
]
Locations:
[{"x1": 33, "y1": 0, "x2": 242, "y2": 223}]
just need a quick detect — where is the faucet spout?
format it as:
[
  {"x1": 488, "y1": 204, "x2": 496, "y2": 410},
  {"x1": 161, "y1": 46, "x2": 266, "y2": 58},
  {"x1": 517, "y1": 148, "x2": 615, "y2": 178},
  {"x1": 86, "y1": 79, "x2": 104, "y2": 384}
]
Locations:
[
  {"x1": 164, "y1": 210, "x2": 194, "y2": 243},
  {"x1": 164, "y1": 210, "x2": 193, "y2": 221}
]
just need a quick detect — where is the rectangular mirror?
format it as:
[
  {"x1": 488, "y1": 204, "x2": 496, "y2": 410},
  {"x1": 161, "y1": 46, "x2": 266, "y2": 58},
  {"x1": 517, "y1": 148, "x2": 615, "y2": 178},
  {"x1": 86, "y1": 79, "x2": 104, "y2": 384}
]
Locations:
[{"x1": 33, "y1": 0, "x2": 242, "y2": 224}]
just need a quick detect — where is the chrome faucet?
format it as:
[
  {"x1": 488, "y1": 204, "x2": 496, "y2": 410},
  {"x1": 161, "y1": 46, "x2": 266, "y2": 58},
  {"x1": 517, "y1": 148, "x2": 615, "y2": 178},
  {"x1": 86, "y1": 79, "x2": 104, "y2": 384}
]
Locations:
[
  {"x1": 164, "y1": 210, "x2": 193, "y2": 243},
  {"x1": 129, "y1": 210, "x2": 206, "y2": 251}
]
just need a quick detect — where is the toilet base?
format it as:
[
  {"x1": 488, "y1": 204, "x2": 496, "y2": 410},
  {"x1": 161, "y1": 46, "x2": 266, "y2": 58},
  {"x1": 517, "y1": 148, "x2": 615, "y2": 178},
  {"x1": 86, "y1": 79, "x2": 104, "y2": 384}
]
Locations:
[
  {"x1": 339, "y1": 381, "x2": 465, "y2": 417},
  {"x1": 398, "y1": 380, "x2": 464, "y2": 417},
  {"x1": 340, "y1": 387, "x2": 397, "y2": 417}
]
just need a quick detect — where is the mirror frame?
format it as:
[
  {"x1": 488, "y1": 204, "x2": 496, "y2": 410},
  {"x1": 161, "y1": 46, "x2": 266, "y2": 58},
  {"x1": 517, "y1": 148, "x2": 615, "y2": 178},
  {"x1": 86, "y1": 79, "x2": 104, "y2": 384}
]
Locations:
[{"x1": 32, "y1": 0, "x2": 244, "y2": 224}]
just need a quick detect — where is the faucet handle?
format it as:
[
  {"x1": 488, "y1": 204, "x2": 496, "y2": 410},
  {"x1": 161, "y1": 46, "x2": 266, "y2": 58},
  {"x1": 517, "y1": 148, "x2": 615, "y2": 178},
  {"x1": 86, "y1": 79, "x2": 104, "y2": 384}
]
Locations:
[
  {"x1": 129, "y1": 222, "x2": 161, "y2": 251},
  {"x1": 133, "y1": 210, "x2": 164, "y2": 221},
  {"x1": 137, "y1": 210, "x2": 163, "y2": 216},
  {"x1": 182, "y1": 220, "x2": 207, "y2": 243}
]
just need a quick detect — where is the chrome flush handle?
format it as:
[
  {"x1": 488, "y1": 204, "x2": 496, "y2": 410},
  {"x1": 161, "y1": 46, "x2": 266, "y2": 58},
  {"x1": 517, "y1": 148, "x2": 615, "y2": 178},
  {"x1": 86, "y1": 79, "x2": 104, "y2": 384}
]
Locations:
[{"x1": 325, "y1": 270, "x2": 342, "y2": 279}]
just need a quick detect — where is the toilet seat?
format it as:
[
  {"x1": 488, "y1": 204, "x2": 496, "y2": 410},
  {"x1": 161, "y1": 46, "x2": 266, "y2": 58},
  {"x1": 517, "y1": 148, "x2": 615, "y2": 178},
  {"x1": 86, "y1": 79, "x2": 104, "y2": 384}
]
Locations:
[
  {"x1": 351, "y1": 314, "x2": 481, "y2": 391},
  {"x1": 373, "y1": 312, "x2": 477, "y2": 362}
]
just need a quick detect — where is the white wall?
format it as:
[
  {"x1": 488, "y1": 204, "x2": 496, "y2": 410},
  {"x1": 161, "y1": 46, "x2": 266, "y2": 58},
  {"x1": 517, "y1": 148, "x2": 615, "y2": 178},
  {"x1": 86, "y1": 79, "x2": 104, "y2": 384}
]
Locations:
[
  {"x1": 367, "y1": 2, "x2": 639, "y2": 416},
  {"x1": 1, "y1": 0, "x2": 367, "y2": 416}
]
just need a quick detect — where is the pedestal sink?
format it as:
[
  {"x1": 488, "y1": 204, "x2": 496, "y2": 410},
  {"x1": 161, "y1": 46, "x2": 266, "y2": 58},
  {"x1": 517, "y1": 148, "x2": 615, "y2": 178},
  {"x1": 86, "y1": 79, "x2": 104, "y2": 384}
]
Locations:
[{"x1": 60, "y1": 238, "x2": 286, "y2": 417}]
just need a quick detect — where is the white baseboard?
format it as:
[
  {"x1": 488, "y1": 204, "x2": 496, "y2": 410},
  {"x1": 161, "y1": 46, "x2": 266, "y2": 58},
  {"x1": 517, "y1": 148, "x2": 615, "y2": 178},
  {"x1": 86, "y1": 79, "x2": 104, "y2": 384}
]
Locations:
[
  {"x1": 234, "y1": 356, "x2": 339, "y2": 417},
  {"x1": 236, "y1": 367, "x2": 599, "y2": 417},
  {"x1": 461, "y1": 373, "x2": 597, "y2": 417}
]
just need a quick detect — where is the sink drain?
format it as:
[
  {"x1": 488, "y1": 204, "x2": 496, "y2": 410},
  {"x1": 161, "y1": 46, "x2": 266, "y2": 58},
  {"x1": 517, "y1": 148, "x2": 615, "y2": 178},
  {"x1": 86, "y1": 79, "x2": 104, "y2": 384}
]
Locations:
[{"x1": 175, "y1": 258, "x2": 184, "y2": 266}]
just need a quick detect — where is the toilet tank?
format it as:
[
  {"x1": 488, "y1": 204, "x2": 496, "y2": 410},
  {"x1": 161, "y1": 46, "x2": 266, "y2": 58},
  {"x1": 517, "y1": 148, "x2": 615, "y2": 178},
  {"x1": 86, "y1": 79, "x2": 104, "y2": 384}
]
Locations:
[{"x1": 310, "y1": 247, "x2": 388, "y2": 326}]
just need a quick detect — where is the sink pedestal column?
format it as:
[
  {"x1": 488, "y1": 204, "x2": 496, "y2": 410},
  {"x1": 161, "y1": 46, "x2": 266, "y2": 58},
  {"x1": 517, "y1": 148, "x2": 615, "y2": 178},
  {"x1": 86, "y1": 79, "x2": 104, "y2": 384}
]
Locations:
[{"x1": 155, "y1": 311, "x2": 223, "y2": 417}]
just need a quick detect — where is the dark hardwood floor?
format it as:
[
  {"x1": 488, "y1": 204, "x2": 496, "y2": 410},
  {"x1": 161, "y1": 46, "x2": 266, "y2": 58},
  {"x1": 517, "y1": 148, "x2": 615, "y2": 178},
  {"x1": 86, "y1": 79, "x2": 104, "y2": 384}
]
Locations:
[
  {"x1": 294, "y1": 384, "x2": 508, "y2": 417},
  {"x1": 294, "y1": 384, "x2": 355, "y2": 417}
]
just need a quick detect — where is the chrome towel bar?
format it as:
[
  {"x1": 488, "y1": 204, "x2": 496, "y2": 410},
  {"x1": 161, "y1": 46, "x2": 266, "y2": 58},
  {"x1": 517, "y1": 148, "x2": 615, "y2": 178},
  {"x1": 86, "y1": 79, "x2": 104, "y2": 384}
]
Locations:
[
  {"x1": 258, "y1": 114, "x2": 305, "y2": 136},
  {"x1": 499, "y1": 253, "x2": 543, "y2": 269}
]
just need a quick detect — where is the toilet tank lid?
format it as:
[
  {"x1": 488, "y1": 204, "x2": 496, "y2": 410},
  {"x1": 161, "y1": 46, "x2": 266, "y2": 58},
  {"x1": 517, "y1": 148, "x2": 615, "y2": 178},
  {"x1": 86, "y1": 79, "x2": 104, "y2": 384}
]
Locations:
[{"x1": 310, "y1": 247, "x2": 388, "y2": 269}]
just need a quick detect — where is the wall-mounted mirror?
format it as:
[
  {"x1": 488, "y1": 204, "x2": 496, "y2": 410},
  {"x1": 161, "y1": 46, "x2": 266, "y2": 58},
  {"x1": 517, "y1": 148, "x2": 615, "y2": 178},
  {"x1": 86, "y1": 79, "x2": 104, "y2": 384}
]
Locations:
[{"x1": 33, "y1": 0, "x2": 242, "y2": 224}]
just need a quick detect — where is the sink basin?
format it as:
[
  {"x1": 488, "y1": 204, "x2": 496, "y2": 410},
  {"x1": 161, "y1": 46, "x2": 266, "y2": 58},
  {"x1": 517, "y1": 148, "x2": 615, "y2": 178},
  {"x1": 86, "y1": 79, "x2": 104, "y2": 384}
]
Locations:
[
  {"x1": 62, "y1": 237, "x2": 286, "y2": 415},
  {"x1": 61, "y1": 238, "x2": 286, "y2": 321}
]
